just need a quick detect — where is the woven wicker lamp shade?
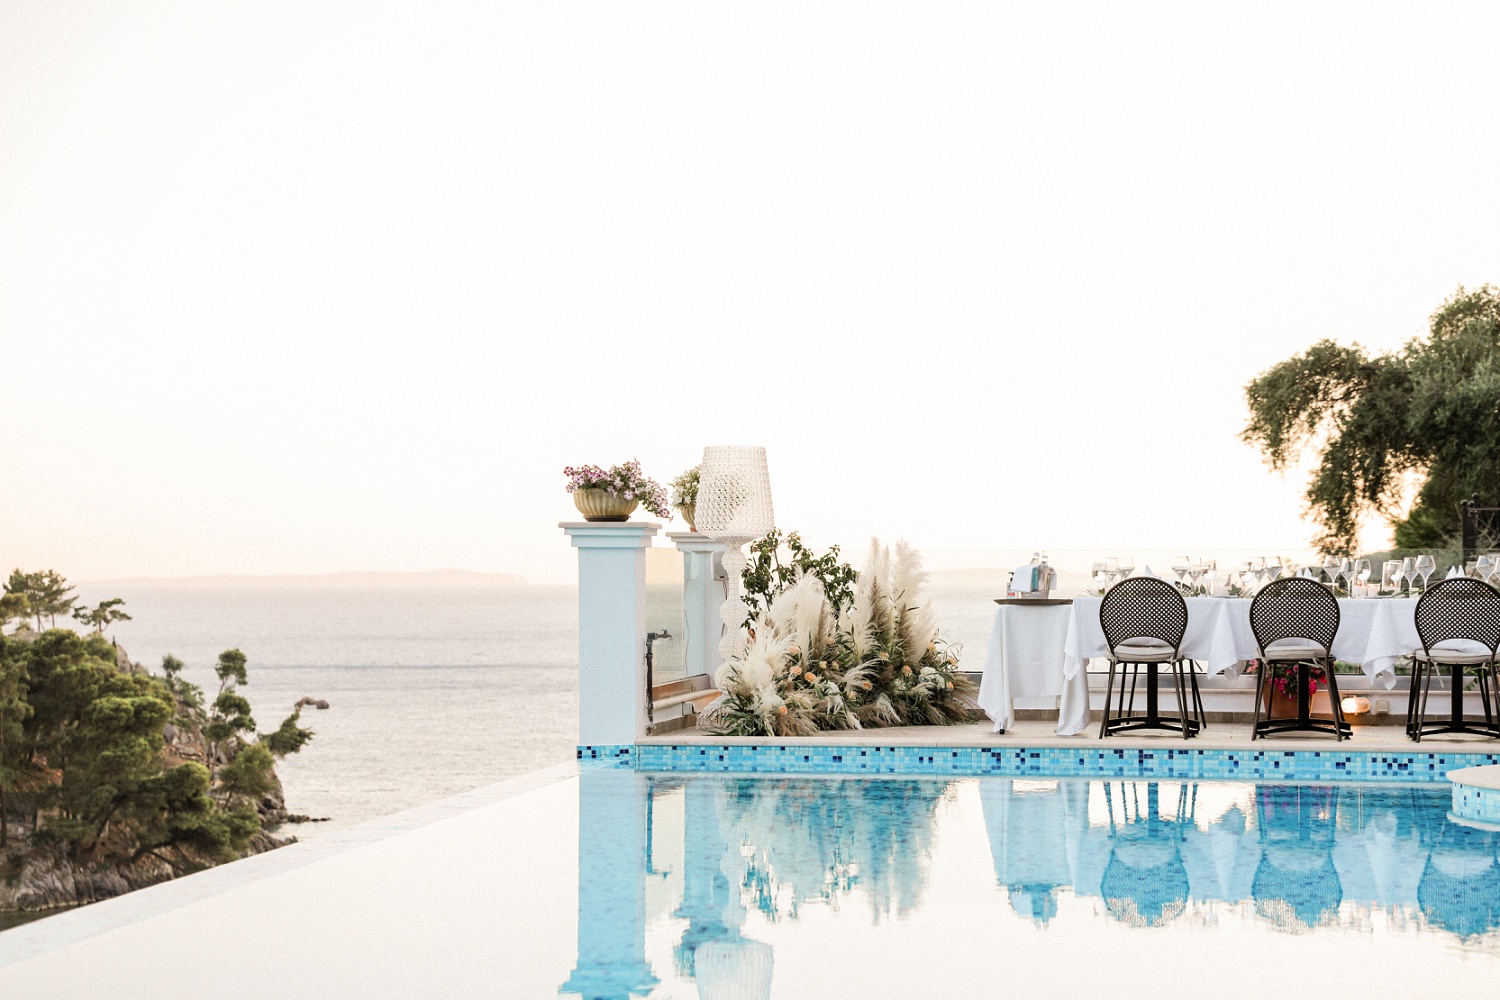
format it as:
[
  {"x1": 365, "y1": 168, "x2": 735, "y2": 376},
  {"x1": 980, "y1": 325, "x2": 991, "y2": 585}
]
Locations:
[{"x1": 695, "y1": 446, "x2": 774, "y2": 662}]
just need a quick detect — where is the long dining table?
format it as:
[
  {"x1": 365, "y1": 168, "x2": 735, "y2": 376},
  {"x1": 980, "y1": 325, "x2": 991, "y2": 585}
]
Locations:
[{"x1": 979, "y1": 595, "x2": 1423, "y2": 736}]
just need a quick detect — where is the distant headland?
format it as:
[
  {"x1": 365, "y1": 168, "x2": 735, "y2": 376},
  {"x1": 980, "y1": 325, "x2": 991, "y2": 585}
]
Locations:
[{"x1": 84, "y1": 569, "x2": 530, "y2": 589}]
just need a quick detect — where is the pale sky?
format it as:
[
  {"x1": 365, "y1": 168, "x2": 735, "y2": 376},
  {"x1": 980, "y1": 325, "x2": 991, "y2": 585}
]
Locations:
[{"x1": 2, "y1": 2, "x2": 1498, "y2": 585}]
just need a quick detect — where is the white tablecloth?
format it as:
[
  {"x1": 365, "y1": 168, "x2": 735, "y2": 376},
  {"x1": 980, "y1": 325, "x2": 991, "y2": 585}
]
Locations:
[
  {"x1": 980, "y1": 596, "x2": 1428, "y2": 737},
  {"x1": 978, "y1": 604, "x2": 1092, "y2": 735},
  {"x1": 1064, "y1": 596, "x2": 1421, "y2": 688}
]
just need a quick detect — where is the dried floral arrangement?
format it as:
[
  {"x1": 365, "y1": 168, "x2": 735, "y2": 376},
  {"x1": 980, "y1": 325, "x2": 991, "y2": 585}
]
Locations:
[{"x1": 700, "y1": 536, "x2": 973, "y2": 737}]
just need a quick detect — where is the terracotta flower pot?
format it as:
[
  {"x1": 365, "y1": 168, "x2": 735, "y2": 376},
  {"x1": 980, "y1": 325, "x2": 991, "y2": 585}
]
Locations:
[
  {"x1": 680, "y1": 503, "x2": 697, "y2": 531},
  {"x1": 573, "y1": 488, "x2": 639, "y2": 522}
]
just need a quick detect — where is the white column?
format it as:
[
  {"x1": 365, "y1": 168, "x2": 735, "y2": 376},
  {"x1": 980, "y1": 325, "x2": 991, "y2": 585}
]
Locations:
[
  {"x1": 561, "y1": 521, "x2": 660, "y2": 746},
  {"x1": 667, "y1": 532, "x2": 728, "y2": 681}
]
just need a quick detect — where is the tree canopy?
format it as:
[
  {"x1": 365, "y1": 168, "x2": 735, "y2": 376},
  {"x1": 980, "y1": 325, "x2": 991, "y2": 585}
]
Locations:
[
  {"x1": 0, "y1": 571, "x2": 316, "y2": 871},
  {"x1": 1242, "y1": 285, "x2": 1500, "y2": 555}
]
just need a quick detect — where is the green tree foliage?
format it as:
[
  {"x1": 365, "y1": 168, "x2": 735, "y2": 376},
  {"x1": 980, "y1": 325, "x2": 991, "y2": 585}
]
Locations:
[
  {"x1": 0, "y1": 641, "x2": 34, "y2": 848},
  {"x1": 204, "y1": 649, "x2": 254, "y2": 781},
  {"x1": 743, "y1": 529, "x2": 860, "y2": 622},
  {"x1": 0, "y1": 591, "x2": 28, "y2": 631},
  {"x1": 261, "y1": 708, "x2": 314, "y2": 758},
  {"x1": 4, "y1": 569, "x2": 77, "y2": 630},
  {"x1": 130, "y1": 763, "x2": 259, "y2": 867},
  {"x1": 1242, "y1": 286, "x2": 1500, "y2": 555},
  {"x1": 218, "y1": 743, "x2": 277, "y2": 803},
  {"x1": 73, "y1": 598, "x2": 132, "y2": 634},
  {"x1": 0, "y1": 571, "x2": 317, "y2": 876}
]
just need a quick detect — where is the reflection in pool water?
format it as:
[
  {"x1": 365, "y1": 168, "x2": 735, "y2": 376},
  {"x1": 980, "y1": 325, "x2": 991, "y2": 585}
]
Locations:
[{"x1": 561, "y1": 768, "x2": 1500, "y2": 999}]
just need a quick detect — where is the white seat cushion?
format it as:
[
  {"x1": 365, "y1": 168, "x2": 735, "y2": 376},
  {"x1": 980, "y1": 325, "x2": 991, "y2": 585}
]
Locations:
[
  {"x1": 1416, "y1": 647, "x2": 1494, "y2": 665},
  {"x1": 1261, "y1": 638, "x2": 1328, "y2": 661},
  {"x1": 1111, "y1": 640, "x2": 1177, "y2": 662}
]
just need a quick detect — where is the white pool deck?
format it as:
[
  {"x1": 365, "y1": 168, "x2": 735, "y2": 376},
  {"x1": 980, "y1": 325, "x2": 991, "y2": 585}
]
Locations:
[
  {"x1": 0, "y1": 764, "x2": 580, "y2": 996},
  {"x1": 5, "y1": 719, "x2": 1500, "y2": 997}
]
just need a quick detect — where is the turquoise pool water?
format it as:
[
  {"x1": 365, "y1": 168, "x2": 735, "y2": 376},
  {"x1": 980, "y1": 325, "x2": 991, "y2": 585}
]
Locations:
[
  {"x1": 6, "y1": 762, "x2": 1500, "y2": 998},
  {"x1": 565, "y1": 765, "x2": 1500, "y2": 999}
]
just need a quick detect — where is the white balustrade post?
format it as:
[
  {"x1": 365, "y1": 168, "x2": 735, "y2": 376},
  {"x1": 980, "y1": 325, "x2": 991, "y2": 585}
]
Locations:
[
  {"x1": 667, "y1": 532, "x2": 728, "y2": 681},
  {"x1": 561, "y1": 521, "x2": 660, "y2": 747}
]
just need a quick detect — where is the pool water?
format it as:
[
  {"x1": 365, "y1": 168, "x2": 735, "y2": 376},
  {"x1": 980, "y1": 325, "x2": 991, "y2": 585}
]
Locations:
[
  {"x1": 7, "y1": 763, "x2": 1500, "y2": 998},
  {"x1": 568, "y1": 766, "x2": 1500, "y2": 999}
]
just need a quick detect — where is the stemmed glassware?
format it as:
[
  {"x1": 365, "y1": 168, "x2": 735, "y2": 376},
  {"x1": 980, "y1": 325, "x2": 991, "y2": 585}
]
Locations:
[
  {"x1": 1117, "y1": 556, "x2": 1135, "y2": 580},
  {"x1": 1091, "y1": 562, "x2": 1108, "y2": 591},
  {"x1": 1354, "y1": 558, "x2": 1372, "y2": 596},
  {"x1": 1322, "y1": 556, "x2": 1342, "y2": 588},
  {"x1": 1413, "y1": 554, "x2": 1436, "y2": 593},
  {"x1": 1172, "y1": 557, "x2": 1191, "y2": 590},
  {"x1": 1475, "y1": 554, "x2": 1496, "y2": 585},
  {"x1": 1400, "y1": 557, "x2": 1415, "y2": 595}
]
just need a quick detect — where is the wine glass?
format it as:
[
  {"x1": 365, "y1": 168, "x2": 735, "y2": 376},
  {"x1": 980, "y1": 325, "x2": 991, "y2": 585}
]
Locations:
[
  {"x1": 1105, "y1": 557, "x2": 1119, "y2": 586},
  {"x1": 1117, "y1": 556, "x2": 1135, "y2": 579},
  {"x1": 1414, "y1": 554, "x2": 1436, "y2": 593},
  {"x1": 1171, "y1": 556, "x2": 1191, "y2": 590},
  {"x1": 1400, "y1": 557, "x2": 1415, "y2": 595},
  {"x1": 1354, "y1": 558, "x2": 1372, "y2": 596},
  {"x1": 1091, "y1": 561, "x2": 1107, "y2": 592},
  {"x1": 1476, "y1": 555, "x2": 1496, "y2": 585},
  {"x1": 1322, "y1": 555, "x2": 1342, "y2": 587}
]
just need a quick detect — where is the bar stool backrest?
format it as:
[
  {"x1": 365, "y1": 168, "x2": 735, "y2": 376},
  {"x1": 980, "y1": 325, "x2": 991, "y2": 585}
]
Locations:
[
  {"x1": 1100, "y1": 577, "x2": 1188, "y2": 653},
  {"x1": 1415, "y1": 577, "x2": 1500, "y2": 655},
  {"x1": 1249, "y1": 577, "x2": 1340, "y2": 653}
]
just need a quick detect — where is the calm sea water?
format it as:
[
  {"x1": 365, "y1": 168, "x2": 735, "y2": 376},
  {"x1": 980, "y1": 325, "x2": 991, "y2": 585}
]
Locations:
[
  {"x1": 70, "y1": 579, "x2": 1005, "y2": 836},
  {"x1": 73, "y1": 583, "x2": 580, "y2": 836}
]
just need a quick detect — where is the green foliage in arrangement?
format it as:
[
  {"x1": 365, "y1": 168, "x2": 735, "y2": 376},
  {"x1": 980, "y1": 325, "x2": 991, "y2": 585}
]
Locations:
[
  {"x1": 0, "y1": 569, "x2": 316, "y2": 872},
  {"x1": 669, "y1": 465, "x2": 700, "y2": 509},
  {"x1": 742, "y1": 529, "x2": 860, "y2": 623},
  {"x1": 1242, "y1": 285, "x2": 1500, "y2": 555},
  {"x1": 703, "y1": 537, "x2": 972, "y2": 738}
]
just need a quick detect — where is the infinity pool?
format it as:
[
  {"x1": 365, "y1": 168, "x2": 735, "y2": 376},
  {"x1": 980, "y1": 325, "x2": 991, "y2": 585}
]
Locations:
[
  {"x1": 5, "y1": 761, "x2": 1499, "y2": 998},
  {"x1": 572, "y1": 766, "x2": 1500, "y2": 999}
]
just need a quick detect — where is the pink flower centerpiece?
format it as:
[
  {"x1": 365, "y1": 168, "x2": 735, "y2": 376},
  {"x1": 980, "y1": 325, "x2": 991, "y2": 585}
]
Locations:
[{"x1": 564, "y1": 459, "x2": 672, "y2": 522}]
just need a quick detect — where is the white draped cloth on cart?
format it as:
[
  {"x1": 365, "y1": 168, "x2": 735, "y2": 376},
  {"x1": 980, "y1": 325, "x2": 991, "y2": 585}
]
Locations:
[
  {"x1": 978, "y1": 603, "x2": 1091, "y2": 735},
  {"x1": 1065, "y1": 596, "x2": 1421, "y2": 689}
]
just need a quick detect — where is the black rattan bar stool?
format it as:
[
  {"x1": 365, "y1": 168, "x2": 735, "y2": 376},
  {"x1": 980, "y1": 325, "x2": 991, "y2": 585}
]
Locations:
[
  {"x1": 1098, "y1": 578, "x2": 1202, "y2": 739},
  {"x1": 1409, "y1": 577, "x2": 1500, "y2": 742},
  {"x1": 1249, "y1": 578, "x2": 1350, "y2": 740}
]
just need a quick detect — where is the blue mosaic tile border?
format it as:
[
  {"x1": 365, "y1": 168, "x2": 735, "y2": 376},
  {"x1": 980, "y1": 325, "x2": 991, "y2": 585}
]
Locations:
[
  {"x1": 634, "y1": 743, "x2": 1500, "y2": 783},
  {"x1": 1453, "y1": 781, "x2": 1500, "y2": 823},
  {"x1": 576, "y1": 744, "x2": 634, "y2": 762}
]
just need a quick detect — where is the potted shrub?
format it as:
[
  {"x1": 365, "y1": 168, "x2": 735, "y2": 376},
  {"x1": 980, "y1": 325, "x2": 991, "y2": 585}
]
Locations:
[
  {"x1": 671, "y1": 465, "x2": 700, "y2": 531},
  {"x1": 563, "y1": 460, "x2": 671, "y2": 522}
]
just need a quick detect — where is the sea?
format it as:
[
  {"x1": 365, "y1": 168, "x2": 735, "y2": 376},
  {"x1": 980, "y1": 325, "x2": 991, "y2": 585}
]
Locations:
[{"x1": 69, "y1": 576, "x2": 1005, "y2": 838}]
